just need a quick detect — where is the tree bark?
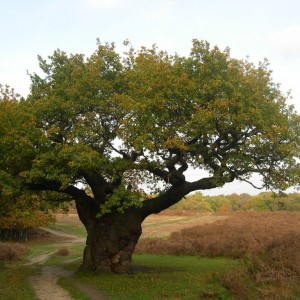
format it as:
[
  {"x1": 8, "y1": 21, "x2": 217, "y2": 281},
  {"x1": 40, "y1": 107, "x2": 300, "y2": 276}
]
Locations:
[{"x1": 75, "y1": 197, "x2": 144, "y2": 273}]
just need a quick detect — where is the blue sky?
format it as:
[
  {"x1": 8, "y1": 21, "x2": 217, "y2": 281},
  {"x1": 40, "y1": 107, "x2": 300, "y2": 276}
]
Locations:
[{"x1": 1, "y1": 0, "x2": 299, "y2": 195}]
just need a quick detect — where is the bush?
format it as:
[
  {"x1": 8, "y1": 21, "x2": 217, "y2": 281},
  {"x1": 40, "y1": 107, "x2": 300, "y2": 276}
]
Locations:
[
  {"x1": 0, "y1": 242, "x2": 28, "y2": 261},
  {"x1": 55, "y1": 247, "x2": 70, "y2": 256}
]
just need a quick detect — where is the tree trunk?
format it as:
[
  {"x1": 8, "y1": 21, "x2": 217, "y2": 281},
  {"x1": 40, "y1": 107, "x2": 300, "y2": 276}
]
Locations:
[
  {"x1": 73, "y1": 181, "x2": 209, "y2": 273},
  {"x1": 75, "y1": 198, "x2": 143, "y2": 273}
]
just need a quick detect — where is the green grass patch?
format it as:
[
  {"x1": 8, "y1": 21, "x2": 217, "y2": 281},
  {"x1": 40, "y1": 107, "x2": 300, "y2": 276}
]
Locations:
[
  {"x1": 0, "y1": 263, "x2": 36, "y2": 300},
  {"x1": 45, "y1": 245, "x2": 84, "y2": 266},
  {"x1": 25, "y1": 220, "x2": 86, "y2": 264},
  {"x1": 48, "y1": 223, "x2": 87, "y2": 238},
  {"x1": 142, "y1": 216, "x2": 198, "y2": 228},
  {"x1": 26, "y1": 244, "x2": 59, "y2": 258},
  {"x1": 25, "y1": 243, "x2": 84, "y2": 267},
  {"x1": 61, "y1": 254, "x2": 250, "y2": 300}
]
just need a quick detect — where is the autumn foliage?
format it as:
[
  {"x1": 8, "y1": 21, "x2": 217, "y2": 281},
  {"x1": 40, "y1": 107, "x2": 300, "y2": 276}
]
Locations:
[{"x1": 0, "y1": 194, "x2": 55, "y2": 241}]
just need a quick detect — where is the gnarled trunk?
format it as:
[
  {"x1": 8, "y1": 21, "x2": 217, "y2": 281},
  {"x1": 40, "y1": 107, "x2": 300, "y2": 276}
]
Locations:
[
  {"x1": 76, "y1": 198, "x2": 143, "y2": 273},
  {"x1": 74, "y1": 183, "x2": 193, "y2": 273}
]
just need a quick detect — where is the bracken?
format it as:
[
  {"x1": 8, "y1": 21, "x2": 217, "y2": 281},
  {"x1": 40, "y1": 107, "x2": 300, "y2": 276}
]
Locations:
[{"x1": 0, "y1": 242, "x2": 28, "y2": 261}]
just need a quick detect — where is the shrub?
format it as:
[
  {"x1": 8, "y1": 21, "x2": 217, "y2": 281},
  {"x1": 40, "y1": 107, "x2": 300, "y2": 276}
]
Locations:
[
  {"x1": 220, "y1": 271, "x2": 249, "y2": 298},
  {"x1": 55, "y1": 247, "x2": 70, "y2": 256},
  {"x1": 0, "y1": 242, "x2": 28, "y2": 261}
]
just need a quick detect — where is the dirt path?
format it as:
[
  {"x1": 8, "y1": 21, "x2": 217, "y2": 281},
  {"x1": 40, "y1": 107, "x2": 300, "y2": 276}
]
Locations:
[
  {"x1": 29, "y1": 266, "x2": 73, "y2": 300},
  {"x1": 26, "y1": 227, "x2": 84, "y2": 265},
  {"x1": 39, "y1": 227, "x2": 86, "y2": 243},
  {"x1": 27, "y1": 227, "x2": 107, "y2": 300}
]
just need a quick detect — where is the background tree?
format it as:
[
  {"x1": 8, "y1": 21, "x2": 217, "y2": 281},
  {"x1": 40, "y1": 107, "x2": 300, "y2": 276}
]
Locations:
[
  {"x1": 171, "y1": 192, "x2": 215, "y2": 211},
  {"x1": 0, "y1": 194, "x2": 55, "y2": 242},
  {"x1": 0, "y1": 85, "x2": 63, "y2": 241},
  {"x1": 242, "y1": 192, "x2": 293, "y2": 211},
  {"x1": 1, "y1": 40, "x2": 299, "y2": 273},
  {"x1": 227, "y1": 193, "x2": 251, "y2": 211}
]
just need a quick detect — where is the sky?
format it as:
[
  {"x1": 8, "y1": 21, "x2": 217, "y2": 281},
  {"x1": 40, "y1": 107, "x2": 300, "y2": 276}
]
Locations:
[{"x1": 0, "y1": 0, "x2": 299, "y2": 195}]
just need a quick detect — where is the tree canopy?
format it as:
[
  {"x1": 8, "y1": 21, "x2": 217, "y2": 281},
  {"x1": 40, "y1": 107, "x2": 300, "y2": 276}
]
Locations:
[
  {"x1": 22, "y1": 40, "x2": 299, "y2": 203},
  {"x1": 1, "y1": 40, "x2": 299, "y2": 272}
]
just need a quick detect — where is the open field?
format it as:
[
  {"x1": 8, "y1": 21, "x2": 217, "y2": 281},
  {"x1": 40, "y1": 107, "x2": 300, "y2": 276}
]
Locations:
[
  {"x1": 142, "y1": 213, "x2": 228, "y2": 239},
  {"x1": 137, "y1": 211, "x2": 300, "y2": 256},
  {"x1": 54, "y1": 211, "x2": 228, "y2": 239},
  {"x1": 1, "y1": 210, "x2": 300, "y2": 299}
]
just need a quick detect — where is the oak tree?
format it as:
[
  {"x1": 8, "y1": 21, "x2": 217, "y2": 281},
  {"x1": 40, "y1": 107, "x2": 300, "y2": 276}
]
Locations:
[{"x1": 1, "y1": 40, "x2": 299, "y2": 272}]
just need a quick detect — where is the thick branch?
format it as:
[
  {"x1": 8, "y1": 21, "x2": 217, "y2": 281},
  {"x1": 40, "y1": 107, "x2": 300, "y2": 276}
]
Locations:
[
  {"x1": 146, "y1": 165, "x2": 169, "y2": 182},
  {"x1": 80, "y1": 171, "x2": 107, "y2": 204},
  {"x1": 146, "y1": 163, "x2": 185, "y2": 186},
  {"x1": 28, "y1": 181, "x2": 94, "y2": 204},
  {"x1": 141, "y1": 173, "x2": 235, "y2": 217},
  {"x1": 29, "y1": 180, "x2": 98, "y2": 227},
  {"x1": 141, "y1": 183, "x2": 190, "y2": 217}
]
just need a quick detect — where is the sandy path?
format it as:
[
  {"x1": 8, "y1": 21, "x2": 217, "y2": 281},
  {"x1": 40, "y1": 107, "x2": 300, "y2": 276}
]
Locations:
[
  {"x1": 27, "y1": 228, "x2": 79, "y2": 299},
  {"x1": 29, "y1": 266, "x2": 73, "y2": 300}
]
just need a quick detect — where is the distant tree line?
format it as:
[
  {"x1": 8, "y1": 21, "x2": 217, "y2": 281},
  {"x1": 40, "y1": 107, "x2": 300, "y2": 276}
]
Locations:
[{"x1": 170, "y1": 192, "x2": 300, "y2": 212}]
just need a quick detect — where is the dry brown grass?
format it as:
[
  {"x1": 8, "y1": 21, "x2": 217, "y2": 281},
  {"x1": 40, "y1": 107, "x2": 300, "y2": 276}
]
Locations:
[
  {"x1": 0, "y1": 242, "x2": 28, "y2": 262},
  {"x1": 137, "y1": 211, "x2": 300, "y2": 298},
  {"x1": 137, "y1": 211, "x2": 300, "y2": 258},
  {"x1": 220, "y1": 270, "x2": 250, "y2": 298},
  {"x1": 141, "y1": 213, "x2": 228, "y2": 239}
]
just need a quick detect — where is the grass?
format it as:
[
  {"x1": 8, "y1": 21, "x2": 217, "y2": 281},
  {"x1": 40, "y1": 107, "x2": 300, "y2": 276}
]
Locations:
[
  {"x1": 0, "y1": 242, "x2": 36, "y2": 299},
  {"x1": 141, "y1": 213, "x2": 227, "y2": 239},
  {"x1": 60, "y1": 254, "x2": 248, "y2": 300},
  {"x1": 136, "y1": 211, "x2": 300, "y2": 299},
  {"x1": 48, "y1": 222, "x2": 87, "y2": 238},
  {"x1": 137, "y1": 211, "x2": 300, "y2": 258},
  {"x1": 45, "y1": 245, "x2": 84, "y2": 266},
  {"x1": 58, "y1": 277, "x2": 91, "y2": 300},
  {"x1": 0, "y1": 263, "x2": 36, "y2": 300},
  {"x1": 1, "y1": 211, "x2": 299, "y2": 299},
  {"x1": 24, "y1": 218, "x2": 86, "y2": 264}
]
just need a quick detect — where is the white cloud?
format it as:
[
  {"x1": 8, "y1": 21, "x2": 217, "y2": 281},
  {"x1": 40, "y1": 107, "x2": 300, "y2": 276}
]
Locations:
[{"x1": 268, "y1": 24, "x2": 300, "y2": 58}]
